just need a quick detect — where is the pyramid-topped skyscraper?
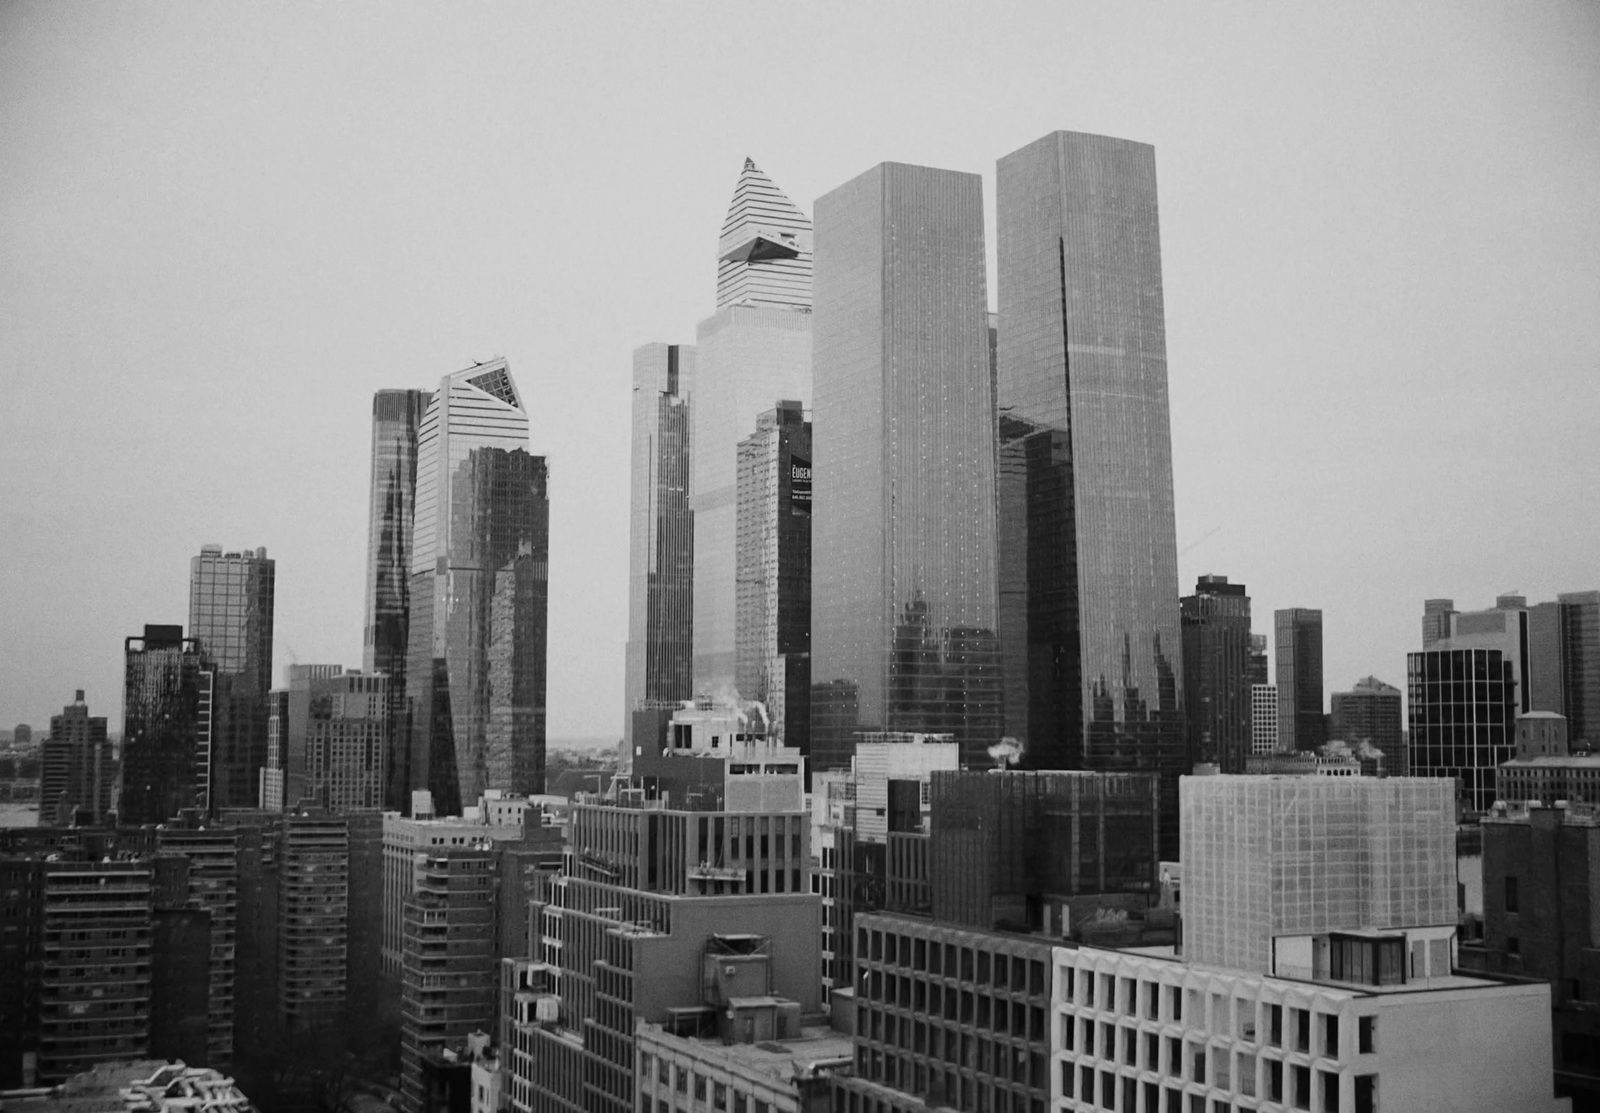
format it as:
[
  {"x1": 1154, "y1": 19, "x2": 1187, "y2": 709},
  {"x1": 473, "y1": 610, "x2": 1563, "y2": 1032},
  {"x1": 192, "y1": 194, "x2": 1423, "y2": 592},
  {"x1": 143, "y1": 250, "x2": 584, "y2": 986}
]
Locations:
[
  {"x1": 688, "y1": 159, "x2": 813, "y2": 743},
  {"x1": 715, "y1": 157, "x2": 814, "y2": 309}
]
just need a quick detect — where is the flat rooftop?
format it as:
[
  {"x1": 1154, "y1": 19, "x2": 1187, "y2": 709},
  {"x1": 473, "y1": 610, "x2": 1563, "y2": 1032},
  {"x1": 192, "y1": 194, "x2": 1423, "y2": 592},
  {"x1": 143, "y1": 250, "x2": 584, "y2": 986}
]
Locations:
[{"x1": 642, "y1": 1025, "x2": 854, "y2": 1082}]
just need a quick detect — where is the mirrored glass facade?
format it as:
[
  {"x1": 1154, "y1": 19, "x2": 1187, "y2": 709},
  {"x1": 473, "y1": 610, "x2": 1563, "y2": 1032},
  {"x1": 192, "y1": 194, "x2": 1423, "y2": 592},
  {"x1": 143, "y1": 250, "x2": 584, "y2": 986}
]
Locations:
[
  {"x1": 691, "y1": 159, "x2": 813, "y2": 696},
  {"x1": 735, "y1": 400, "x2": 811, "y2": 753},
  {"x1": 812, "y1": 161, "x2": 1002, "y2": 771},
  {"x1": 1274, "y1": 607, "x2": 1325, "y2": 752},
  {"x1": 120, "y1": 624, "x2": 214, "y2": 823},
  {"x1": 995, "y1": 131, "x2": 1183, "y2": 854},
  {"x1": 364, "y1": 387, "x2": 431, "y2": 810},
  {"x1": 625, "y1": 343, "x2": 694, "y2": 736},
  {"x1": 189, "y1": 545, "x2": 274, "y2": 811},
  {"x1": 406, "y1": 360, "x2": 547, "y2": 815}
]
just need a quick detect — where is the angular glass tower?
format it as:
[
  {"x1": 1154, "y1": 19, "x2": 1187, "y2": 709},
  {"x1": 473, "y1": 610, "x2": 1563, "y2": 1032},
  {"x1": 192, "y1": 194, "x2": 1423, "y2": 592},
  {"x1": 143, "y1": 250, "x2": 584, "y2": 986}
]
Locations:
[
  {"x1": 691, "y1": 159, "x2": 813, "y2": 696},
  {"x1": 189, "y1": 545, "x2": 275, "y2": 811},
  {"x1": 735, "y1": 400, "x2": 811, "y2": 753},
  {"x1": 120, "y1": 624, "x2": 214, "y2": 823},
  {"x1": 1275, "y1": 606, "x2": 1325, "y2": 752},
  {"x1": 811, "y1": 161, "x2": 1002, "y2": 771},
  {"x1": 364, "y1": 387, "x2": 432, "y2": 810},
  {"x1": 624, "y1": 342, "x2": 694, "y2": 737},
  {"x1": 405, "y1": 359, "x2": 548, "y2": 815},
  {"x1": 995, "y1": 130, "x2": 1183, "y2": 855}
]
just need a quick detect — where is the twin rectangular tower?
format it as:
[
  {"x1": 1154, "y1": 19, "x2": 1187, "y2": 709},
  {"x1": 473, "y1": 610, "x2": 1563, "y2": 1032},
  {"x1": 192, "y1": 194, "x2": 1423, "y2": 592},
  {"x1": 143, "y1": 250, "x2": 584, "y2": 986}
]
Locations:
[{"x1": 628, "y1": 132, "x2": 1187, "y2": 853}]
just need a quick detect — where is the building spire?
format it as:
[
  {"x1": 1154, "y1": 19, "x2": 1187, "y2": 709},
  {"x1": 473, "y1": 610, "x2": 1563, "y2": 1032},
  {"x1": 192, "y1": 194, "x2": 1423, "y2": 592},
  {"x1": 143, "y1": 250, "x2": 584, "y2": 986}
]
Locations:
[{"x1": 715, "y1": 158, "x2": 812, "y2": 310}]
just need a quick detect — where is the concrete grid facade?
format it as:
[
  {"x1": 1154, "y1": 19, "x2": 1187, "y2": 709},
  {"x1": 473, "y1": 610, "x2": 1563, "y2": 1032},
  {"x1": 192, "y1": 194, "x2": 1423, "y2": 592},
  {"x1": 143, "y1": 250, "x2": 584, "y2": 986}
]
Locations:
[
  {"x1": 1049, "y1": 942, "x2": 1563, "y2": 1113},
  {"x1": 1250, "y1": 686, "x2": 1278, "y2": 757}
]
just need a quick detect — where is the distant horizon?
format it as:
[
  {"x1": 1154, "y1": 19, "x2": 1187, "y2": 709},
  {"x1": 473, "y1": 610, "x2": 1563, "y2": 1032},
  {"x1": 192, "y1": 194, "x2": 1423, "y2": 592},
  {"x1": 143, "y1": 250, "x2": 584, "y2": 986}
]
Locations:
[{"x1": 3, "y1": 4, "x2": 1597, "y2": 741}]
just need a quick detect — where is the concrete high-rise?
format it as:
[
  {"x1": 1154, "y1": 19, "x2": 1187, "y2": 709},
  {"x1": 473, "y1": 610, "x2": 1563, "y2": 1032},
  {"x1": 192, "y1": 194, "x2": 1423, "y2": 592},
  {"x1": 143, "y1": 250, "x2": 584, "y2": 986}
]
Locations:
[
  {"x1": 1180, "y1": 575, "x2": 1253, "y2": 773},
  {"x1": 691, "y1": 159, "x2": 813, "y2": 696},
  {"x1": 735, "y1": 400, "x2": 811, "y2": 752},
  {"x1": 625, "y1": 343, "x2": 695, "y2": 740},
  {"x1": 190, "y1": 545, "x2": 275, "y2": 811},
  {"x1": 41, "y1": 690, "x2": 112, "y2": 826},
  {"x1": 120, "y1": 625, "x2": 214, "y2": 824},
  {"x1": 406, "y1": 359, "x2": 549, "y2": 815},
  {"x1": 994, "y1": 130, "x2": 1184, "y2": 855},
  {"x1": 811, "y1": 161, "x2": 1001, "y2": 770},
  {"x1": 364, "y1": 388, "x2": 432, "y2": 810},
  {"x1": 1274, "y1": 607, "x2": 1324, "y2": 752},
  {"x1": 1330, "y1": 676, "x2": 1404, "y2": 772}
]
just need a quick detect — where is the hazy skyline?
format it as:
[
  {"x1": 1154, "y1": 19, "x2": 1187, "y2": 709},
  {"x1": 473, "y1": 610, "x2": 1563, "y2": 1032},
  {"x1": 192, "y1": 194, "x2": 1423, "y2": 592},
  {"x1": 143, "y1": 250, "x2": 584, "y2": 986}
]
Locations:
[{"x1": 3, "y1": 3, "x2": 1598, "y2": 738}]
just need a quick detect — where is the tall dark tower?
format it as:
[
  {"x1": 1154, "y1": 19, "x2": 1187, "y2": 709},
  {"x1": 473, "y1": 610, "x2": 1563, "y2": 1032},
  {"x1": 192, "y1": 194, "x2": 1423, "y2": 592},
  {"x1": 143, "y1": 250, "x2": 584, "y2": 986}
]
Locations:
[
  {"x1": 624, "y1": 343, "x2": 694, "y2": 745},
  {"x1": 811, "y1": 161, "x2": 1002, "y2": 771},
  {"x1": 364, "y1": 388, "x2": 431, "y2": 811},
  {"x1": 189, "y1": 547, "x2": 274, "y2": 811},
  {"x1": 120, "y1": 625, "x2": 214, "y2": 823},
  {"x1": 1180, "y1": 575, "x2": 1253, "y2": 773},
  {"x1": 995, "y1": 130, "x2": 1184, "y2": 856},
  {"x1": 1275, "y1": 607, "x2": 1326, "y2": 752}
]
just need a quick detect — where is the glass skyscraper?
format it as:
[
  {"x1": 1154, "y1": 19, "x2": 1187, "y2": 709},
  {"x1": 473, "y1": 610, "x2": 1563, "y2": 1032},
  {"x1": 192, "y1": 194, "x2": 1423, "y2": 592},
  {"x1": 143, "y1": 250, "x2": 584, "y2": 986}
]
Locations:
[
  {"x1": 624, "y1": 342, "x2": 694, "y2": 737},
  {"x1": 811, "y1": 161, "x2": 1002, "y2": 771},
  {"x1": 364, "y1": 387, "x2": 431, "y2": 810},
  {"x1": 994, "y1": 130, "x2": 1183, "y2": 855},
  {"x1": 1180, "y1": 575, "x2": 1253, "y2": 773},
  {"x1": 405, "y1": 359, "x2": 548, "y2": 815},
  {"x1": 691, "y1": 159, "x2": 813, "y2": 696},
  {"x1": 189, "y1": 545, "x2": 275, "y2": 811},
  {"x1": 120, "y1": 624, "x2": 214, "y2": 823},
  {"x1": 1408, "y1": 647, "x2": 1516, "y2": 813},
  {"x1": 735, "y1": 400, "x2": 811, "y2": 753},
  {"x1": 1275, "y1": 606, "x2": 1325, "y2": 752}
]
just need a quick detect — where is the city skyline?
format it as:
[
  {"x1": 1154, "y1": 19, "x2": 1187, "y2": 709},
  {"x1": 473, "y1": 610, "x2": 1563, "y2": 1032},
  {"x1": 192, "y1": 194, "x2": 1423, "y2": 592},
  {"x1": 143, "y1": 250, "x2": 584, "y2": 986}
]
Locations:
[{"x1": 3, "y1": 4, "x2": 1599, "y2": 739}]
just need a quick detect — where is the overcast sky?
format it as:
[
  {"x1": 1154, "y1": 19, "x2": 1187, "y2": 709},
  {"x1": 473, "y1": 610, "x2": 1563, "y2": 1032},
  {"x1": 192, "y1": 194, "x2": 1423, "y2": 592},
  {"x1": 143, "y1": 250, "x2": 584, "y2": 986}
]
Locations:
[{"x1": 2, "y1": 2, "x2": 1597, "y2": 739}]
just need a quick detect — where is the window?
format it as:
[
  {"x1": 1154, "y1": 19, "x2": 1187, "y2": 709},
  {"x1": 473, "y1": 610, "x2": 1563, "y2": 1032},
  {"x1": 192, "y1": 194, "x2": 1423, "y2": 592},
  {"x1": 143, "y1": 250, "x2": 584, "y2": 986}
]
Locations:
[
  {"x1": 1358, "y1": 1015, "x2": 1376, "y2": 1054},
  {"x1": 1293, "y1": 1065, "x2": 1311, "y2": 1110},
  {"x1": 1505, "y1": 876, "x2": 1519, "y2": 914},
  {"x1": 1507, "y1": 936, "x2": 1521, "y2": 956},
  {"x1": 1324, "y1": 1014, "x2": 1339, "y2": 1058},
  {"x1": 1354, "y1": 1074, "x2": 1377, "y2": 1113},
  {"x1": 1322, "y1": 1070, "x2": 1340, "y2": 1112}
]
